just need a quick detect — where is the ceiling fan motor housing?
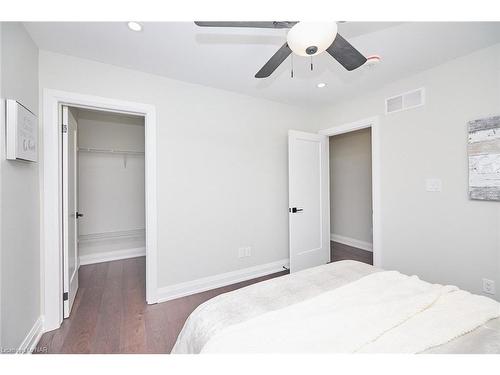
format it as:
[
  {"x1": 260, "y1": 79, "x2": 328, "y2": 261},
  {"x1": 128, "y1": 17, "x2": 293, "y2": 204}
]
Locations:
[
  {"x1": 306, "y1": 46, "x2": 318, "y2": 55},
  {"x1": 287, "y1": 22, "x2": 338, "y2": 57}
]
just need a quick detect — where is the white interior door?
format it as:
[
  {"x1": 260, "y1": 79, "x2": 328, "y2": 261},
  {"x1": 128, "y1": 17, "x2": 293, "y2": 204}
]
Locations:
[
  {"x1": 62, "y1": 105, "x2": 79, "y2": 318},
  {"x1": 288, "y1": 130, "x2": 330, "y2": 273}
]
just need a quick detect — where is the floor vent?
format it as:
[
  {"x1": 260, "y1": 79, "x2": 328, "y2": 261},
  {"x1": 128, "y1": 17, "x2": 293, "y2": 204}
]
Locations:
[{"x1": 385, "y1": 88, "x2": 425, "y2": 114}]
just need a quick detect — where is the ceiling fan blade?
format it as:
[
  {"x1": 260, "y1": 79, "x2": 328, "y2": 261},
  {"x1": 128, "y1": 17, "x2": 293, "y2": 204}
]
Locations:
[
  {"x1": 194, "y1": 21, "x2": 297, "y2": 29},
  {"x1": 255, "y1": 43, "x2": 292, "y2": 78},
  {"x1": 326, "y1": 33, "x2": 367, "y2": 71}
]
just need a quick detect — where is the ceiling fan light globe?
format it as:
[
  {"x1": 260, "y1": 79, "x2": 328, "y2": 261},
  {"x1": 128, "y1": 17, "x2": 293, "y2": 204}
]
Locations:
[{"x1": 286, "y1": 22, "x2": 338, "y2": 57}]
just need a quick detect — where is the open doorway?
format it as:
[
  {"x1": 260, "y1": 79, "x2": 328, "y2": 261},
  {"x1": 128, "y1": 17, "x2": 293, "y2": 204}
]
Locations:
[
  {"x1": 61, "y1": 106, "x2": 146, "y2": 317},
  {"x1": 287, "y1": 118, "x2": 380, "y2": 273},
  {"x1": 329, "y1": 128, "x2": 373, "y2": 265},
  {"x1": 42, "y1": 90, "x2": 157, "y2": 333}
]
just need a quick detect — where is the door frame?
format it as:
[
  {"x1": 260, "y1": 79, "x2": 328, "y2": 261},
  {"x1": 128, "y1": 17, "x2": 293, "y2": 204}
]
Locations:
[
  {"x1": 42, "y1": 89, "x2": 158, "y2": 331},
  {"x1": 319, "y1": 116, "x2": 382, "y2": 267}
]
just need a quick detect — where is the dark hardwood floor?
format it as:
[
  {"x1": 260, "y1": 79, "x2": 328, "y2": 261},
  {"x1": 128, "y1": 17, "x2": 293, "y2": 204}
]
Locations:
[
  {"x1": 36, "y1": 257, "x2": 287, "y2": 354},
  {"x1": 37, "y1": 243, "x2": 369, "y2": 354},
  {"x1": 331, "y1": 241, "x2": 373, "y2": 265}
]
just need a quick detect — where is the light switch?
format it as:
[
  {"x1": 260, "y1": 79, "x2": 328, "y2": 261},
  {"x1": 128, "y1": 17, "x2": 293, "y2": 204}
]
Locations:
[{"x1": 425, "y1": 178, "x2": 442, "y2": 192}]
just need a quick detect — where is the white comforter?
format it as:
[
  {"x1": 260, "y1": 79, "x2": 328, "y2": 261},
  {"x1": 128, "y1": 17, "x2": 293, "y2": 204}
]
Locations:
[
  {"x1": 172, "y1": 261, "x2": 500, "y2": 354},
  {"x1": 201, "y1": 271, "x2": 499, "y2": 353}
]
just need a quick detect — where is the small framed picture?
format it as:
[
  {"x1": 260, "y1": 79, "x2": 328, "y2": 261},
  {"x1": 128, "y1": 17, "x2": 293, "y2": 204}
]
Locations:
[{"x1": 6, "y1": 99, "x2": 38, "y2": 162}]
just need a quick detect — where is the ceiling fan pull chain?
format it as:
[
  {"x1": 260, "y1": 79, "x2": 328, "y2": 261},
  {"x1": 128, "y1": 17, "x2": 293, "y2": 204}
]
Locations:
[
  {"x1": 291, "y1": 54, "x2": 294, "y2": 78},
  {"x1": 311, "y1": 56, "x2": 313, "y2": 71}
]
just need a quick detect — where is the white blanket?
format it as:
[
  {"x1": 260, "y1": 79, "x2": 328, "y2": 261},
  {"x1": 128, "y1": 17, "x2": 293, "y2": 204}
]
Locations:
[
  {"x1": 201, "y1": 271, "x2": 500, "y2": 353},
  {"x1": 172, "y1": 261, "x2": 379, "y2": 353}
]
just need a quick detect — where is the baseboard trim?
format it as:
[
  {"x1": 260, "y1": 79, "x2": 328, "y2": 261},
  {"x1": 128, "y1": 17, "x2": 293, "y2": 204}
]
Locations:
[
  {"x1": 79, "y1": 247, "x2": 146, "y2": 266},
  {"x1": 331, "y1": 234, "x2": 373, "y2": 252},
  {"x1": 156, "y1": 258, "x2": 289, "y2": 303},
  {"x1": 17, "y1": 316, "x2": 44, "y2": 354}
]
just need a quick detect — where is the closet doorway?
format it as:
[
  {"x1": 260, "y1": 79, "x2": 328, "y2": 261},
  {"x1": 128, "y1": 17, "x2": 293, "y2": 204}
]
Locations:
[
  {"x1": 43, "y1": 90, "x2": 157, "y2": 332},
  {"x1": 61, "y1": 106, "x2": 146, "y2": 318}
]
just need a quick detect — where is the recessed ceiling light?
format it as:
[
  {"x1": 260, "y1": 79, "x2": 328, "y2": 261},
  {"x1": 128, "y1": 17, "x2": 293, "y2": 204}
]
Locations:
[
  {"x1": 317, "y1": 83, "x2": 327, "y2": 88},
  {"x1": 127, "y1": 22, "x2": 143, "y2": 32}
]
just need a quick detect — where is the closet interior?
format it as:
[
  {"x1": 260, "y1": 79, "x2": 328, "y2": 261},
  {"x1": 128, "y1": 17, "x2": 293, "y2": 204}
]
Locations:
[{"x1": 75, "y1": 108, "x2": 146, "y2": 265}]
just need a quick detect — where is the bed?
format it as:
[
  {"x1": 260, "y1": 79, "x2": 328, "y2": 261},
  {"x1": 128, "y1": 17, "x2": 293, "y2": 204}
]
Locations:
[{"x1": 172, "y1": 261, "x2": 500, "y2": 354}]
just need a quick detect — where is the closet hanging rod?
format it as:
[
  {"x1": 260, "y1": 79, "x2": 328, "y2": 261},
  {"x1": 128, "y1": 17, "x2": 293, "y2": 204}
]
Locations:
[{"x1": 78, "y1": 147, "x2": 145, "y2": 156}]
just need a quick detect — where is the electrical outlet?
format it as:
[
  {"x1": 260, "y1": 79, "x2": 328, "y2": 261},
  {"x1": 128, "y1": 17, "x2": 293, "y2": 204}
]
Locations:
[
  {"x1": 482, "y1": 278, "x2": 496, "y2": 295},
  {"x1": 425, "y1": 178, "x2": 442, "y2": 192},
  {"x1": 238, "y1": 247, "x2": 252, "y2": 258}
]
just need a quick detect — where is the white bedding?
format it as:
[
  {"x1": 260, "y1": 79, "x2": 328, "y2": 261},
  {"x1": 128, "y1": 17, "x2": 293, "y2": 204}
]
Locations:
[
  {"x1": 202, "y1": 271, "x2": 499, "y2": 353},
  {"x1": 171, "y1": 261, "x2": 500, "y2": 354}
]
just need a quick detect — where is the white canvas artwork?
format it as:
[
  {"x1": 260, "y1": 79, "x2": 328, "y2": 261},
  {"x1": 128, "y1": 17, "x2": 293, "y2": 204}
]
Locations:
[
  {"x1": 468, "y1": 116, "x2": 500, "y2": 201},
  {"x1": 6, "y1": 99, "x2": 38, "y2": 162}
]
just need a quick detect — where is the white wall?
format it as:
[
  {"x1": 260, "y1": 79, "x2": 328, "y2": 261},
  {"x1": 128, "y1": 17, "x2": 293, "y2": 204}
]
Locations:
[
  {"x1": 0, "y1": 20, "x2": 3, "y2": 350},
  {"x1": 0, "y1": 22, "x2": 40, "y2": 349},
  {"x1": 77, "y1": 109, "x2": 145, "y2": 258},
  {"x1": 318, "y1": 43, "x2": 500, "y2": 300},
  {"x1": 330, "y1": 128, "x2": 373, "y2": 245},
  {"x1": 38, "y1": 51, "x2": 317, "y2": 289}
]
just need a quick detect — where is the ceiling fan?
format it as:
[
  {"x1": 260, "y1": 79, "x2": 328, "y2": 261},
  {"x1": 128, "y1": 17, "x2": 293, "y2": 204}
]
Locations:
[{"x1": 194, "y1": 21, "x2": 367, "y2": 78}]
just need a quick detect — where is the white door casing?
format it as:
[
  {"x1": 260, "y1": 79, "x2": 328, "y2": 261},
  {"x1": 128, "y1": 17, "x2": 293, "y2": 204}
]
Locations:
[
  {"x1": 43, "y1": 89, "x2": 157, "y2": 332},
  {"x1": 318, "y1": 116, "x2": 381, "y2": 268},
  {"x1": 62, "y1": 106, "x2": 79, "y2": 318},
  {"x1": 288, "y1": 130, "x2": 330, "y2": 273}
]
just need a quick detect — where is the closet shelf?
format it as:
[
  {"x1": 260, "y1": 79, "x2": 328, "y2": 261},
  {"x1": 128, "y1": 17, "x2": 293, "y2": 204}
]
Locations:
[
  {"x1": 78, "y1": 147, "x2": 145, "y2": 156},
  {"x1": 79, "y1": 228, "x2": 145, "y2": 243}
]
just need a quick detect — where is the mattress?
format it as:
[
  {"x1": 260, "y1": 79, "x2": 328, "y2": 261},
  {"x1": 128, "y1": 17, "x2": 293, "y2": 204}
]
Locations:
[{"x1": 171, "y1": 260, "x2": 500, "y2": 354}]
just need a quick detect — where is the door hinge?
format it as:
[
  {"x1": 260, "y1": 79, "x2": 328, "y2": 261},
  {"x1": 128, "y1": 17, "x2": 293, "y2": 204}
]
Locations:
[
  {"x1": 63, "y1": 292, "x2": 69, "y2": 301},
  {"x1": 62, "y1": 124, "x2": 68, "y2": 133}
]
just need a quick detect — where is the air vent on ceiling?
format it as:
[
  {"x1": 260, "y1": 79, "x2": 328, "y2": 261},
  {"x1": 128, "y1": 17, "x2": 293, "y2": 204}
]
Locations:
[{"x1": 385, "y1": 88, "x2": 425, "y2": 114}]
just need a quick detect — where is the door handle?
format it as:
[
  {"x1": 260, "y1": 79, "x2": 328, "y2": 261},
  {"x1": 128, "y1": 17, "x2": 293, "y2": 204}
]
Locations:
[
  {"x1": 76, "y1": 212, "x2": 84, "y2": 218},
  {"x1": 289, "y1": 207, "x2": 304, "y2": 213}
]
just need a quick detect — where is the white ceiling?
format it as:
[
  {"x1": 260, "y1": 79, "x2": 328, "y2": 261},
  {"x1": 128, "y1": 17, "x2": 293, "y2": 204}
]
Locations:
[{"x1": 24, "y1": 22, "x2": 500, "y2": 107}]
